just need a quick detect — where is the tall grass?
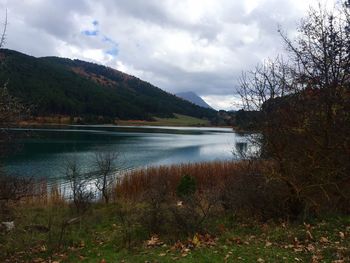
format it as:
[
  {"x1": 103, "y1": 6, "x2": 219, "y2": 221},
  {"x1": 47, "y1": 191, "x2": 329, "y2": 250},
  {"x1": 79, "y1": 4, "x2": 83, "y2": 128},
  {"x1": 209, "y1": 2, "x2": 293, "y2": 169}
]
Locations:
[{"x1": 116, "y1": 160, "x2": 259, "y2": 199}]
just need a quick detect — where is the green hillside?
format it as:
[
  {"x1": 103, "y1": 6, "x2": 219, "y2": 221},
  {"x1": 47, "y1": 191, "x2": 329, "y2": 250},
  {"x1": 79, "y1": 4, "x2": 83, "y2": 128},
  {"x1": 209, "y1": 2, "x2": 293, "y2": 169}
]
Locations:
[{"x1": 0, "y1": 49, "x2": 216, "y2": 121}]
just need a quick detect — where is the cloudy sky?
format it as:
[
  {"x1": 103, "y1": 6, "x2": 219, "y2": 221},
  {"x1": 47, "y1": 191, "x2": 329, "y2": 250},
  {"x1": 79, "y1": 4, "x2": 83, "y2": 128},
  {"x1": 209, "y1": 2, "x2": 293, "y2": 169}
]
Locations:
[{"x1": 0, "y1": 0, "x2": 334, "y2": 110}]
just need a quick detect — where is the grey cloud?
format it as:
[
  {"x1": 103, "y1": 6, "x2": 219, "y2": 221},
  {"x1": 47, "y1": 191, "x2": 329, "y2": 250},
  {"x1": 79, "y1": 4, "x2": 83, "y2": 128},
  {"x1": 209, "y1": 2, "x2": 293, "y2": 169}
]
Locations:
[{"x1": 0, "y1": 0, "x2": 331, "y2": 110}]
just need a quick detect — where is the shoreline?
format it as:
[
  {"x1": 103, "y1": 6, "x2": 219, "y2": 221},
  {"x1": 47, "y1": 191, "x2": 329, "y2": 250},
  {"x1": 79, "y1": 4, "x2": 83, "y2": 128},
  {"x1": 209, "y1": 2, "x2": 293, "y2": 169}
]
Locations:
[
  {"x1": 11, "y1": 113, "x2": 232, "y2": 128},
  {"x1": 11, "y1": 120, "x2": 232, "y2": 129}
]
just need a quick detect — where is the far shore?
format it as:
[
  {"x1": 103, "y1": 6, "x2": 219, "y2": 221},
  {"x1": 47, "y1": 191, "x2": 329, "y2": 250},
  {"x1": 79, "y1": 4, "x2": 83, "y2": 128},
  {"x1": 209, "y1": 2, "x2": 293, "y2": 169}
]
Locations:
[{"x1": 13, "y1": 114, "x2": 233, "y2": 128}]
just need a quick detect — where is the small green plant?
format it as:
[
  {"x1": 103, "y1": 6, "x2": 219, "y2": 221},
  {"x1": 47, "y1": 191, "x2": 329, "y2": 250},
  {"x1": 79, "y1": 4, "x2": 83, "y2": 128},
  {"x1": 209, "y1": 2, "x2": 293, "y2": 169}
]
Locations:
[{"x1": 176, "y1": 174, "x2": 196, "y2": 198}]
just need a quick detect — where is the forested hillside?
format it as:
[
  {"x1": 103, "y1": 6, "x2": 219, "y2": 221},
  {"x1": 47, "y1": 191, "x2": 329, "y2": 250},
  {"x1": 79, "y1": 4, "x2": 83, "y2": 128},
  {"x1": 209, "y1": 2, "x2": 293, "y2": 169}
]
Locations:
[{"x1": 0, "y1": 49, "x2": 216, "y2": 121}]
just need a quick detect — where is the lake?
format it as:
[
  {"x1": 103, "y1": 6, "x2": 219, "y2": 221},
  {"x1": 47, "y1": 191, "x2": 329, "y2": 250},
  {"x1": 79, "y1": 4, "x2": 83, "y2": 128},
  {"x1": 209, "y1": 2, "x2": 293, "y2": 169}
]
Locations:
[{"x1": 3, "y1": 125, "x2": 249, "y2": 185}]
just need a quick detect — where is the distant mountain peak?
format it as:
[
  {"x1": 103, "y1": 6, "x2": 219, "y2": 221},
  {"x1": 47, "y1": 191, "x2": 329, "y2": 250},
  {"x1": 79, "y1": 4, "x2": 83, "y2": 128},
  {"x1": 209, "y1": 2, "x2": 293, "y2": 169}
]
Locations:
[{"x1": 176, "y1": 91, "x2": 213, "y2": 109}]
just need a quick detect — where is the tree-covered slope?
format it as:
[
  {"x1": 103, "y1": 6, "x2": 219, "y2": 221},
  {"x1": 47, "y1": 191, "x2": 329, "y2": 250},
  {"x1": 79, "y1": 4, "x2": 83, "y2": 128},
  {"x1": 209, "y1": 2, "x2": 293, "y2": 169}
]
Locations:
[{"x1": 0, "y1": 49, "x2": 216, "y2": 120}]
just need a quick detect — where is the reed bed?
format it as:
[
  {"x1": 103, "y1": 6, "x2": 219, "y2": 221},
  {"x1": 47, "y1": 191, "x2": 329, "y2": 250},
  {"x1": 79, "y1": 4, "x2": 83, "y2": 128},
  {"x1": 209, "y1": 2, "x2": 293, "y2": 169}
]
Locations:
[
  {"x1": 3, "y1": 160, "x2": 267, "y2": 205},
  {"x1": 116, "y1": 160, "x2": 259, "y2": 199}
]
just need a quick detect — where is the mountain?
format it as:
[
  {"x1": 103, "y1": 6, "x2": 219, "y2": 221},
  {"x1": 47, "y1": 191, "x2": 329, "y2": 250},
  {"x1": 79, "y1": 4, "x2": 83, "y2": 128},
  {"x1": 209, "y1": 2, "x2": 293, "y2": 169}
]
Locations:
[
  {"x1": 0, "y1": 49, "x2": 216, "y2": 121},
  {"x1": 176, "y1": 91, "x2": 213, "y2": 109}
]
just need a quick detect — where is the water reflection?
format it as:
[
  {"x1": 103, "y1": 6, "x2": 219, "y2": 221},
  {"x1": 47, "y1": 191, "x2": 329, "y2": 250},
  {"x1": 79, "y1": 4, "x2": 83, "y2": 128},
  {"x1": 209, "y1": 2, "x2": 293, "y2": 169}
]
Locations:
[{"x1": 235, "y1": 142, "x2": 248, "y2": 153}]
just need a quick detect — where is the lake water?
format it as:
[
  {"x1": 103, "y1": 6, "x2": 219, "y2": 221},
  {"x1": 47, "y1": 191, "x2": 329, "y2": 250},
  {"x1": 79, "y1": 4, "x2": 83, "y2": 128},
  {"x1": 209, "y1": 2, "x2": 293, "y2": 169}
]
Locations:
[{"x1": 3, "y1": 125, "x2": 249, "y2": 184}]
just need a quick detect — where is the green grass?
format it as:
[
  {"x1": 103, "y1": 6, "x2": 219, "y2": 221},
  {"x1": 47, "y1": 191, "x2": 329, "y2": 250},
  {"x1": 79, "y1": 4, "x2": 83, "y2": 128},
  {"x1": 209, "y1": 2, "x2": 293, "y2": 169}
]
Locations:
[
  {"x1": 1, "y1": 203, "x2": 349, "y2": 262},
  {"x1": 118, "y1": 113, "x2": 210, "y2": 127},
  {"x1": 153, "y1": 114, "x2": 210, "y2": 126},
  {"x1": 19, "y1": 113, "x2": 211, "y2": 127}
]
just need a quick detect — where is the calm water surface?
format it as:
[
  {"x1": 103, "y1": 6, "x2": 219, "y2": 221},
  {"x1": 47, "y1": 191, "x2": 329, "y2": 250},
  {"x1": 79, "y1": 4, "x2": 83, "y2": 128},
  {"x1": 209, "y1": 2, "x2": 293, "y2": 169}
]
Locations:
[{"x1": 4, "y1": 125, "x2": 248, "y2": 184}]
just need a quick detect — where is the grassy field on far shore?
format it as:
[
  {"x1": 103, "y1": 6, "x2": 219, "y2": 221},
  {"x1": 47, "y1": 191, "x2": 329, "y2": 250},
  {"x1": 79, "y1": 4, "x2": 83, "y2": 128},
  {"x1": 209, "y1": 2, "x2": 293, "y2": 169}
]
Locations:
[
  {"x1": 117, "y1": 114, "x2": 210, "y2": 127},
  {"x1": 17, "y1": 114, "x2": 211, "y2": 127}
]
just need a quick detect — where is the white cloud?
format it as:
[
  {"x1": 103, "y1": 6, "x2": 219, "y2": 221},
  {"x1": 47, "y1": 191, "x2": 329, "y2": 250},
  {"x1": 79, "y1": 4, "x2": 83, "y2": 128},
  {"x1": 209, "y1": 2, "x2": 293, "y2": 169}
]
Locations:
[
  {"x1": 0, "y1": 0, "x2": 337, "y2": 110},
  {"x1": 202, "y1": 95, "x2": 241, "y2": 111}
]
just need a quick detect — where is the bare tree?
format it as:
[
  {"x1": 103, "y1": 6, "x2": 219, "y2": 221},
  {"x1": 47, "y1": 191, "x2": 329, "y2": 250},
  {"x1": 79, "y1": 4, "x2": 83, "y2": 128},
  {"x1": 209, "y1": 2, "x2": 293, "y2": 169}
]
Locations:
[
  {"x1": 238, "y1": 57, "x2": 291, "y2": 111},
  {"x1": 0, "y1": 174, "x2": 34, "y2": 202},
  {"x1": 0, "y1": 10, "x2": 29, "y2": 157},
  {"x1": 64, "y1": 159, "x2": 93, "y2": 214},
  {"x1": 0, "y1": 9, "x2": 7, "y2": 48},
  {"x1": 238, "y1": 3, "x2": 350, "y2": 216},
  {"x1": 94, "y1": 151, "x2": 119, "y2": 204},
  {"x1": 0, "y1": 172, "x2": 36, "y2": 221},
  {"x1": 0, "y1": 11, "x2": 34, "y2": 216}
]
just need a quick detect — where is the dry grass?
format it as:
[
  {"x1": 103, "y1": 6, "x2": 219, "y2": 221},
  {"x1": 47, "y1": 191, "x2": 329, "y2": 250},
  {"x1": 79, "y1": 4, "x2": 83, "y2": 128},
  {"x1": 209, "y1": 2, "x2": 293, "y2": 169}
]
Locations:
[{"x1": 116, "y1": 160, "x2": 263, "y2": 199}]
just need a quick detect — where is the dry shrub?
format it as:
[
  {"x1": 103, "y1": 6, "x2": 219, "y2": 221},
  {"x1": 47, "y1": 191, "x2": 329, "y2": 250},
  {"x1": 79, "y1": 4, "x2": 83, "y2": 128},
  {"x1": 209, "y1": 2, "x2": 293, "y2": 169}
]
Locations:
[
  {"x1": 219, "y1": 170, "x2": 289, "y2": 220},
  {"x1": 115, "y1": 199, "x2": 144, "y2": 249},
  {"x1": 116, "y1": 160, "x2": 297, "y2": 235},
  {"x1": 0, "y1": 173, "x2": 49, "y2": 221},
  {"x1": 137, "y1": 171, "x2": 173, "y2": 235},
  {"x1": 116, "y1": 162, "x2": 242, "y2": 236},
  {"x1": 116, "y1": 160, "x2": 308, "y2": 223},
  {"x1": 169, "y1": 189, "x2": 221, "y2": 236}
]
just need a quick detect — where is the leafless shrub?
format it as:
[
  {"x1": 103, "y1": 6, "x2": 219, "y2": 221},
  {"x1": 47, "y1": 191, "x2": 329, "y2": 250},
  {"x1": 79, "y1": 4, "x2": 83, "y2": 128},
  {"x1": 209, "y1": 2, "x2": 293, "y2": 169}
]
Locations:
[
  {"x1": 219, "y1": 166, "x2": 290, "y2": 221},
  {"x1": 238, "y1": 3, "x2": 350, "y2": 217},
  {"x1": 0, "y1": 9, "x2": 7, "y2": 48},
  {"x1": 0, "y1": 174, "x2": 34, "y2": 203},
  {"x1": 0, "y1": 12, "x2": 30, "y2": 156},
  {"x1": 138, "y1": 172, "x2": 172, "y2": 235},
  {"x1": 64, "y1": 159, "x2": 93, "y2": 214},
  {"x1": 0, "y1": 169, "x2": 37, "y2": 221},
  {"x1": 94, "y1": 151, "x2": 120, "y2": 204},
  {"x1": 169, "y1": 190, "x2": 220, "y2": 236},
  {"x1": 115, "y1": 200, "x2": 142, "y2": 249}
]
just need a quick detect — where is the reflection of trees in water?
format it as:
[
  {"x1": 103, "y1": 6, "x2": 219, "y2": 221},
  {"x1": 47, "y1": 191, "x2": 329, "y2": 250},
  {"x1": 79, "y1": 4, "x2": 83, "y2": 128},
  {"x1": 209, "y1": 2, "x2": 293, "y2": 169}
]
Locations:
[
  {"x1": 235, "y1": 142, "x2": 247, "y2": 153},
  {"x1": 234, "y1": 142, "x2": 248, "y2": 158},
  {"x1": 233, "y1": 138, "x2": 261, "y2": 160}
]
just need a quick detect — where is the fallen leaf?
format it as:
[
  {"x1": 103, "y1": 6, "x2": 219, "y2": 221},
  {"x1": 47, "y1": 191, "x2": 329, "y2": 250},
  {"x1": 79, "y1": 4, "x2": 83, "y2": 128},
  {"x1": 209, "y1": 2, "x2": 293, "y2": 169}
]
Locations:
[
  {"x1": 294, "y1": 237, "x2": 299, "y2": 246},
  {"x1": 32, "y1": 258, "x2": 45, "y2": 263},
  {"x1": 265, "y1": 241, "x2": 272, "y2": 247},
  {"x1": 146, "y1": 235, "x2": 164, "y2": 247},
  {"x1": 319, "y1": 237, "x2": 329, "y2": 243},
  {"x1": 192, "y1": 234, "x2": 200, "y2": 247},
  {"x1": 311, "y1": 255, "x2": 320, "y2": 263},
  {"x1": 183, "y1": 248, "x2": 190, "y2": 253},
  {"x1": 294, "y1": 248, "x2": 304, "y2": 252},
  {"x1": 39, "y1": 245, "x2": 47, "y2": 252},
  {"x1": 306, "y1": 244, "x2": 315, "y2": 252},
  {"x1": 229, "y1": 237, "x2": 242, "y2": 245},
  {"x1": 306, "y1": 230, "x2": 314, "y2": 240}
]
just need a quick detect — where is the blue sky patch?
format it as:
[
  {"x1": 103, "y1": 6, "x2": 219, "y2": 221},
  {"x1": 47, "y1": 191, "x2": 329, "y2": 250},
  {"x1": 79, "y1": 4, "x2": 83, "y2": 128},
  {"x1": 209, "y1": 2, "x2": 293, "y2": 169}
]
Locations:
[
  {"x1": 106, "y1": 46, "x2": 118, "y2": 57},
  {"x1": 82, "y1": 30, "x2": 98, "y2": 36}
]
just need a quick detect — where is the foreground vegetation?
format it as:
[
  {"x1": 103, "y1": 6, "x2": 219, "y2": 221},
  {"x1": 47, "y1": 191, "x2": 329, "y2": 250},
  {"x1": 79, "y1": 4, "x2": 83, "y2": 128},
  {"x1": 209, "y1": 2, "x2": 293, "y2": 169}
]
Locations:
[
  {"x1": 1, "y1": 202, "x2": 349, "y2": 262},
  {"x1": 1, "y1": 161, "x2": 349, "y2": 262}
]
